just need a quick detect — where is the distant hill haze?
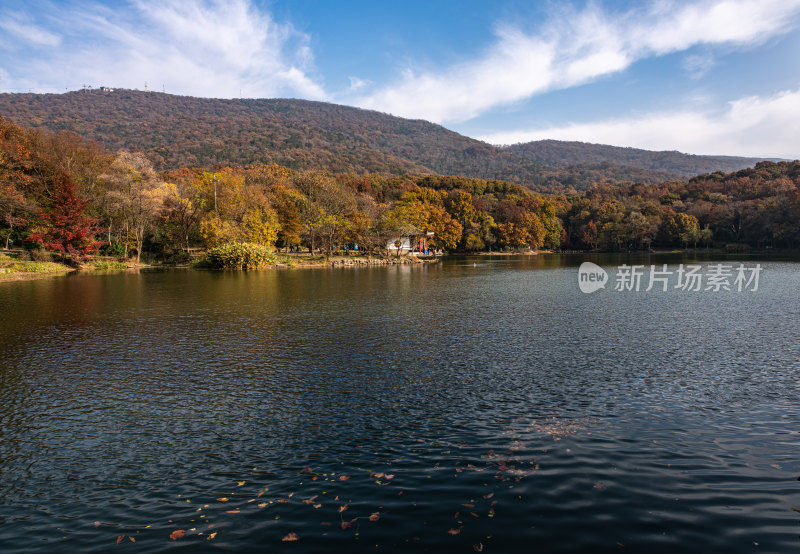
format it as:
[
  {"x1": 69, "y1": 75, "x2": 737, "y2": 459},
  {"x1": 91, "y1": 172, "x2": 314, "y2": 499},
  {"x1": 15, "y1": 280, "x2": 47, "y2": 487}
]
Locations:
[
  {"x1": 0, "y1": 89, "x2": 779, "y2": 190},
  {"x1": 504, "y1": 140, "x2": 779, "y2": 178}
]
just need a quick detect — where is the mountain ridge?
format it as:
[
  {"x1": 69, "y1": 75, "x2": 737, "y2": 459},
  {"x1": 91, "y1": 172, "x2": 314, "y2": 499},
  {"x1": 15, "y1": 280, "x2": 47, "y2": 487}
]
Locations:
[
  {"x1": 0, "y1": 89, "x2": 781, "y2": 190},
  {"x1": 503, "y1": 139, "x2": 781, "y2": 177}
]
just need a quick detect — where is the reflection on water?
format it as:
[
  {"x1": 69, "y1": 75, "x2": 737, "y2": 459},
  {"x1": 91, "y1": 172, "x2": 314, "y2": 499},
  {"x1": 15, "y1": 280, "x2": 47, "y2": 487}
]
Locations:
[{"x1": 0, "y1": 255, "x2": 798, "y2": 553}]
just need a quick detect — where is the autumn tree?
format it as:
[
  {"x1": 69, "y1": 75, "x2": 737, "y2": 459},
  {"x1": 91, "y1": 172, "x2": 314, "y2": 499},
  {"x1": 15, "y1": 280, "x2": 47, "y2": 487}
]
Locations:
[
  {"x1": 28, "y1": 175, "x2": 102, "y2": 261},
  {"x1": 102, "y1": 151, "x2": 171, "y2": 262},
  {"x1": 0, "y1": 117, "x2": 37, "y2": 248},
  {"x1": 665, "y1": 212, "x2": 701, "y2": 247}
]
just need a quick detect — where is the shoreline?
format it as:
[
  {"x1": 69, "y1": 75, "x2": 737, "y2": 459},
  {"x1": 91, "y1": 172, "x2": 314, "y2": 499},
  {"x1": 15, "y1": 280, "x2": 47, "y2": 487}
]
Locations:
[
  {"x1": 4, "y1": 248, "x2": 798, "y2": 283},
  {"x1": 0, "y1": 253, "x2": 438, "y2": 283}
]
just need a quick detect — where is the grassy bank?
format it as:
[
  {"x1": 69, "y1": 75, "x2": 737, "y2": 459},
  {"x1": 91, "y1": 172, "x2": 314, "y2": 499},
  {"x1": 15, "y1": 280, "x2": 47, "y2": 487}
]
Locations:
[
  {"x1": 0, "y1": 251, "x2": 132, "y2": 282},
  {"x1": 0, "y1": 254, "x2": 74, "y2": 281}
]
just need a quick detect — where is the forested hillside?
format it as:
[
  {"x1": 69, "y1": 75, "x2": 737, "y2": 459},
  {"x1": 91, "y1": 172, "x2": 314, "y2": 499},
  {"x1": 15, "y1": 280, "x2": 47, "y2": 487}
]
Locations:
[
  {"x1": 0, "y1": 90, "x2": 778, "y2": 192},
  {"x1": 0, "y1": 89, "x2": 545, "y2": 183},
  {"x1": 505, "y1": 140, "x2": 776, "y2": 176},
  {"x1": 3, "y1": 117, "x2": 799, "y2": 265}
]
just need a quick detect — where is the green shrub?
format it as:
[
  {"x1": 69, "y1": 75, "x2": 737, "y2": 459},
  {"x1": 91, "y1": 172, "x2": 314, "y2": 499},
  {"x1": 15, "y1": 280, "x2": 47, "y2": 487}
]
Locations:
[
  {"x1": 205, "y1": 242, "x2": 276, "y2": 269},
  {"x1": 100, "y1": 242, "x2": 125, "y2": 257}
]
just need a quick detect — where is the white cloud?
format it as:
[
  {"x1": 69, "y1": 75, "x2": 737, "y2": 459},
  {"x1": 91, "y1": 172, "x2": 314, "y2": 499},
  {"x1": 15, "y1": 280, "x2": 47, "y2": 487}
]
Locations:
[
  {"x1": 0, "y1": 0, "x2": 326, "y2": 99},
  {"x1": 355, "y1": 0, "x2": 800, "y2": 123},
  {"x1": 0, "y1": 15, "x2": 61, "y2": 47},
  {"x1": 682, "y1": 53, "x2": 715, "y2": 79},
  {"x1": 347, "y1": 76, "x2": 370, "y2": 93},
  {"x1": 477, "y1": 88, "x2": 800, "y2": 159}
]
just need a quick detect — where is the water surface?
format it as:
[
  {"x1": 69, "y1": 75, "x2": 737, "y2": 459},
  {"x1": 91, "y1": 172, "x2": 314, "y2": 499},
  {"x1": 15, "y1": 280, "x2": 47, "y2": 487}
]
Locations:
[{"x1": 1, "y1": 254, "x2": 798, "y2": 552}]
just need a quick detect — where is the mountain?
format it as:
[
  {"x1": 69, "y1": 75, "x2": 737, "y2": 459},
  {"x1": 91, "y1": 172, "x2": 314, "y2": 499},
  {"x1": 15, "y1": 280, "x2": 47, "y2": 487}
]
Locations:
[
  {"x1": 505, "y1": 140, "x2": 778, "y2": 177},
  {"x1": 0, "y1": 89, "x2": 546, "y2": 181},
  {"x1": 0, "y1": 89, "x2": 779, "y2": 190}
]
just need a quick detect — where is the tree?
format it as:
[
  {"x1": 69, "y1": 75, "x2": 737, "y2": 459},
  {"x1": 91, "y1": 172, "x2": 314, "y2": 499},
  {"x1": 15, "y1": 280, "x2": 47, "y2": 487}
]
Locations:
[
  {"x1": 240, "y1": 207, "x2": 280, "y2": 246},
  {"x1": 273, "y1": 186, "x2": 304, "y2": 252},
  {"x1": 665, "y1": 212, "x2": 700, "y2": 247},
  {"x1": 28, "y1": 175, "x2": 102, "y2": 261},
  {"x1": 103, "y1": 152, "x2": 170, "y2": 262},
  {"x1": 161, "y1": 178, "x2": 206, "y2": 254},
  {"x1": 581, "y1": 220, "x2": 598, "y2": 249}
]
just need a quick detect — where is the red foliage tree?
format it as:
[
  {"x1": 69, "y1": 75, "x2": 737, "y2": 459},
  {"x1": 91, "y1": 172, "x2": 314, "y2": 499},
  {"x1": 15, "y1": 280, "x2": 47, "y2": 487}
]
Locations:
[{"x1": 28, "y1": 175, "x2": 103, "y2": 261}]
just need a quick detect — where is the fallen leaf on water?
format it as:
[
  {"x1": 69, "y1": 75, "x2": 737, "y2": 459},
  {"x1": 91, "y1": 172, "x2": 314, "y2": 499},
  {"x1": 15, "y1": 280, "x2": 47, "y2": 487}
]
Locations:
[
  {"x1": 454, "y1": 512, "x2": 460, "y2": 518},
  {"x1": 339, "y1": 504, "x2": 348, "y2": 513},
  {"x1": 282, "y1": 532, "x2": 299, "y2": 542},
  {"x1": 257, "y1": 491, "x2": 264, "y2": 497},
  {"x1": 288, "y1": 493, "x2": 294, "y2": 498},
  {"x1": 207, "y1": 532, "x2": 218, "y2": 540},
  {"x1": 339, "y1": 475, "x2": 350, "y2": 481},
  {"x1": 116, "y1": 535, "x2": 124, "y2": 544},
  {"x1": 341, "y1": 521, "x2": 353, "y2": 530},
  {"x1": 277, "y1": 499, "x2": 288, "y2": 504},
  {"x1": 169, "y1": 530, "x2": 186, "y2": 540},
  {"x1": 237, "y1": 481, "x2": 245, "y2": 486},
  {"x1": 226, "y1": 510, "x2": 240, "y2": 514},
  {"x1": 461, "y1": 504, "x2": 475, "y2": 508},
  {"x1": 483, "y1": 493, "x2": 494, "y2": 499},
  {"x1": 385, "y1": 474, "x2": 394, "y2": 480},
  {"x1": 593, "y1": 482, "x2": 606, "y2": 490},
  {"x1": 302, "y1": 496, "x2": 319, "y2": 504},
  {"x1": 129, "y1": 537, "x2": 135, "y2": 543},
  {"x1": 488, "y1": 508, "x2": 495, "y2": 518},
  {"x1": 216, "y1": 498, "x2": 229, "y2": 502},
  {"x1": 321, "y1": 522, "x2": 332, "y2": 526},
  {"x1": 470, "y1": 512, "x2": 479, "y2": 518},
  {"x1": 473, "y1": 542, "x2": 484, "y2": 552},
  {"x1": 372, "y1": 472, "x2": 385, "y2": 479},
  {"x1": 258, "y1": 502, "x2": 268, "y2": 508},
  {"x1": 491, "y1": 500, "x2": 498, "y2": 506},
  {"x1": 447, "y1": 528, "x2": 461, "y2": 535},
  {"x1": 313, "y1": 504, "x2": 322, "y2": 509},
  {"x1": 369, "y1": 513, "x2": 380, "y2": 522},
  {"x1": 93, "y1": 521, "x2": 101, "y2": 528}
]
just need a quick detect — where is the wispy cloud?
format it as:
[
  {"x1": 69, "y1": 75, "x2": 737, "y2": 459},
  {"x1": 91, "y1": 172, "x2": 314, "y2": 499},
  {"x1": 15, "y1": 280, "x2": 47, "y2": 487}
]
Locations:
[
  {"x1": 478, "y1": 88, "x2": 800, "y2": 159},
  {"x1": 0, "y1": 14, "x2": 61, "y2": 47},
  {"x1": 682, "y1": 53, "x2": 716, "y2": 79},
  {"x1": 355, "y1": 0, "x2": 800, "y2": 123},
  {"x1": 0, "y1": 0, "x2": 326, "y2": 99}
]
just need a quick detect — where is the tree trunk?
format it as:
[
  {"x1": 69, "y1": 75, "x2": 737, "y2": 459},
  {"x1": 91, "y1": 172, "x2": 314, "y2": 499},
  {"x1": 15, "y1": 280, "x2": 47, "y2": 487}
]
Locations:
[{"x1": 124, "y1": 221, "x2": 129, "y2": 259}]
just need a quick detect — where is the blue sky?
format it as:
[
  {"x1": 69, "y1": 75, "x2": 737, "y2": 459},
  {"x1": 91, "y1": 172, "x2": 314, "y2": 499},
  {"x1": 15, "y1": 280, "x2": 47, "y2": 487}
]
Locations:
[{"x1": 1, "y1": 0, "x2": 799, "y2": 158}]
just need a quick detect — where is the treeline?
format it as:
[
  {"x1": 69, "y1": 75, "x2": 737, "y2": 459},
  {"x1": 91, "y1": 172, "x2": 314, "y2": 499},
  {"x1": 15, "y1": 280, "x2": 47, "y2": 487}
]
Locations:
[
  {"x1": 564, "y1": 164, "x2": 800, "y2": 250},
  {"x1": 2, "y1": 116, "x2": 799, "y2": 263}
]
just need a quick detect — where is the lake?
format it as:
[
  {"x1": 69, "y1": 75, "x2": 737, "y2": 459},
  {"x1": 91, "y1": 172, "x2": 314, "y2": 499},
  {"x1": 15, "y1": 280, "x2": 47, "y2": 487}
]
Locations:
[{"x1": 0, "y1": 254, "x2": 798, "y2": 553}]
